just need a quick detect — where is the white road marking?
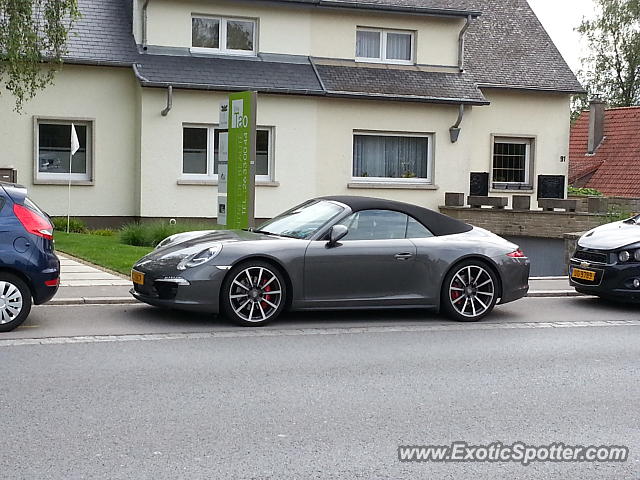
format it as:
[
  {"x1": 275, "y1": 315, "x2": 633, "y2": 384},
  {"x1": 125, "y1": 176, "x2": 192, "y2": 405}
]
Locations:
[{"x1": 1, "y1": 319, "x2": 639, "y2": 348}]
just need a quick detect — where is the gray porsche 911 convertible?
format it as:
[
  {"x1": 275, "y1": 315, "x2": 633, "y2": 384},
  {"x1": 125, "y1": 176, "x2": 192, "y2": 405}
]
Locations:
[{"x1": 131, "y1": 196, "x2": 530, "y2": 325}]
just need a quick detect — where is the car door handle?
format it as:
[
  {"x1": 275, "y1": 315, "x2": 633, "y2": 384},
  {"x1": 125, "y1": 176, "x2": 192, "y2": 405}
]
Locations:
[{"x1": 394, "y1": 253, "x2": 414, "y2": 261}]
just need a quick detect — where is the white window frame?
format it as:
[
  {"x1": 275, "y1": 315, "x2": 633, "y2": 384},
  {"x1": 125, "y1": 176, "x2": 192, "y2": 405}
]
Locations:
[
  {"x1": 191, "y1": 15, "x2": 257, "y2": 56},
  {"x1": 491, "y1": 136, "x2": 534, "y2": 188},
  {"x1": 181, "y1": 124, "x2": 213, "y2": 179},
  {"x1": 180, "y1": 124, "x2": 274, "y2": 182},
  {"x1": 33, "y1": 117, "x2": 94, "y2": 184},
  {"x1": 351, "y1": 131, "x2": 434, "y2": 184},
  {"x1": 355, "y1": 27, "x2": 415, "y2": 65}
]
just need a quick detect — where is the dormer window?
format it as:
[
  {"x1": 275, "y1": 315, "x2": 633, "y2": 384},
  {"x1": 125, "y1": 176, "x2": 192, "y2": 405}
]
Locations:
[
  {"x1": 356, "y1": 27, "x2": 414, "y2": 65},
  {"x1": 192, "y1": 16, "x2": 256, "y2": 56}
]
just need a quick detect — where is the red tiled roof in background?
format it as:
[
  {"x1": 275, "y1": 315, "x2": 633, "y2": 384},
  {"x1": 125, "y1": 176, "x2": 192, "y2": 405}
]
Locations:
[{"x1": 569, "y1": 106, "x2": 640, "y2": 197}]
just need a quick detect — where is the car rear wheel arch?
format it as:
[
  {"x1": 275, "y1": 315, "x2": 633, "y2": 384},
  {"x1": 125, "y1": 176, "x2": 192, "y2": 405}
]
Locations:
[
  {"x1": 439, "y1": 256, "x2": 503, "y2": 322},
  {"x1": 441, "y1": 256, "x2": 503, "y2": 301},
  {"x1": 0, "y1": 271, "x2": 33, "y2": 331},
  {"x1": 0, "y1": 267, "x2": 34, "y2": 300}
]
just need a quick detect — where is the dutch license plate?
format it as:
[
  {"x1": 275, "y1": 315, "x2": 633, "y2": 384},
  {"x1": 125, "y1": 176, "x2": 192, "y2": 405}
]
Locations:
[
  {"x1": 131, "y1": 270, "x2": 145, "y2": 285},
  {"x1": 571, "y1": 268, "x2": 596, "y2": 282}
]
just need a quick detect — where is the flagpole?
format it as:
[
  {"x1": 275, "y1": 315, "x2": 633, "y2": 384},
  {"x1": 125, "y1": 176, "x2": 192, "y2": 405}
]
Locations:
[
  {"x1": 67, "y1": 123, "x2": 79, "y2": 234},
  {"x1": 67, "y1": 149, "x2": 72, "y2": 234}
]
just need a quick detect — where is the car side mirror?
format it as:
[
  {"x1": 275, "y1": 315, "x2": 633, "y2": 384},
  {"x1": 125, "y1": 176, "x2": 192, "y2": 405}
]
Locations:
[{"x1": 327, "y1": 225, "x2": 348, "y2": 248}]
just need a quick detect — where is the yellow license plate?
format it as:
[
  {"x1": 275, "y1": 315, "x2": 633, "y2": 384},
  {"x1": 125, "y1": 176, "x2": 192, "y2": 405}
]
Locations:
[
  {"x1": 572, "y1": 268, "x2": 596, "y2": 282},
  {"x1": 131, "y1": 270, "x2": 145, "y2": 285}
]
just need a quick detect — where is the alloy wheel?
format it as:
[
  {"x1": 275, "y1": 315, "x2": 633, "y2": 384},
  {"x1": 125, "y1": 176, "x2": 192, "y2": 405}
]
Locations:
[
  {"x1": 448, "y1": 265, "x2": 495, "y2": 319},
  {"x1": 0, "y1": 281, "x2": 24, "y2": 325},
  {"x1": 228, "y1": 266, "x2": 283, "y2": 323}
]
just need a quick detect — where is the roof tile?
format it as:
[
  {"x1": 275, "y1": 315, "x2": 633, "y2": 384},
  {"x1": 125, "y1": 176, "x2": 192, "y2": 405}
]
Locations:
[
  {"x1": 569, "y1": 107, "x2": 640, "y2": 198},
  {"x1": 62, "y1": 0, "x2": 583, "y2": 96}
]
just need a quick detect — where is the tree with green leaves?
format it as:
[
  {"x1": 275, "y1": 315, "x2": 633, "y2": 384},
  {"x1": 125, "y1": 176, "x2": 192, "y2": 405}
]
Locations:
[
  {"x1": 0, "y1": 0, "x2": 79, "y2": 112},
  {"x1": 578, "y1": 0, "x2": 640, "y2": 107}
]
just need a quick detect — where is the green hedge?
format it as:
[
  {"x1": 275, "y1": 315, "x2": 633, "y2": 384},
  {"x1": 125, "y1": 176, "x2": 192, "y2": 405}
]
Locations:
[
  {"x1": 120, "y1": 221, "x2": 220, "y2": 247},
  {"x1": 52, "y1": 217, "x2": 88, "y2": 233}
]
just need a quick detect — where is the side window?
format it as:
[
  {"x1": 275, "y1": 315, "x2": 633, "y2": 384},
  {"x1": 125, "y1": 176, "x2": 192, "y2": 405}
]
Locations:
[
  {"x1": 342, "y1": 210, "x2": 409, "y2": 240},
  {"x1": 406, "y1": 216, "x2": 434, "y2": 239}
]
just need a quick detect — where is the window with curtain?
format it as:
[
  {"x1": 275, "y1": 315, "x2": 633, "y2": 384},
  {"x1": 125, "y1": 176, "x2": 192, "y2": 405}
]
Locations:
[
  {"x1": 356, "y1": 28, "x2": 413, "y2": 63},
  {"x1": 353, "y1": 134, "x2": 431, "y2": 182}
]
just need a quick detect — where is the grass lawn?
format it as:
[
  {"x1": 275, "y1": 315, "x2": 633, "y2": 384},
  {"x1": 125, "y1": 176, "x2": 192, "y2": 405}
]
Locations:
[{"x1": 54, "y1": 232, "x2": 154, "y2": 275}]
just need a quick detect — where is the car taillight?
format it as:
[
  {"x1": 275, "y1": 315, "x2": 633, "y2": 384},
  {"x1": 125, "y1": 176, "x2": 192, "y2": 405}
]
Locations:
[
  {"x1": 507, "y1": 249, "x2": 527, "y2": 258},
  {"x1": 13, "y1": 204, "x2": 54, "y2": 240}
]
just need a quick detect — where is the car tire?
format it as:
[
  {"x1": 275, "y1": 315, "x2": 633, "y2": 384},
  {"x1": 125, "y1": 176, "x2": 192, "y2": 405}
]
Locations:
[
  {"x1": 441, "y1": 260, "x2": 498, "y2": 322},
  {"x1": 0, "y1": 273, "x2": 32, "y2": 332},
  {"x1": 221, "y1": 260, "x2": 287, "y2": 327}
]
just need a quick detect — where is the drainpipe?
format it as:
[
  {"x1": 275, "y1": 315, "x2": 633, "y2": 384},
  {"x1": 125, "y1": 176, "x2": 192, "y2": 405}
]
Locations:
[
  {"x1": 457, "y1": 15, "x2": 472, "y2": 72},
  {"x1": 142, "y1": 0, "x2": 151, "y2": 51},
  {"x1": 161, "y1": 85, "x2": 173, "y2": 116},
  {"x1": 450, "y1": 105, "x2": 464, "y2": 143}
]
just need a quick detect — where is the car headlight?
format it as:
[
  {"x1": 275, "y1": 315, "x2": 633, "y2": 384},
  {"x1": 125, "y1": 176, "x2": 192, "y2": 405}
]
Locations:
[
  {"x1": 618, "y1": 250, "x2": 631, "y2": 263},
  {"x1": 177, "y1": 245, "x2": 222, "y2": 270}
]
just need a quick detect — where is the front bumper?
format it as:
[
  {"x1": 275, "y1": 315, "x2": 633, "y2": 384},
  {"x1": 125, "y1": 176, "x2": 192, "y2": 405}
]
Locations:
[
  {"x1": 130, "y1": 266, "x2": 227, "y2": 313},
  {"x1": 569, "y1": 260, "x2": 640, "y2": 302}
]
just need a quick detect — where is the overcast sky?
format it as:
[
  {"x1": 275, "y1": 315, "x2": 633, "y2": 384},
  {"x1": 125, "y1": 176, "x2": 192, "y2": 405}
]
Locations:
[{"x1": 526, "y1": 0, "x2": 597, "y2": 74}]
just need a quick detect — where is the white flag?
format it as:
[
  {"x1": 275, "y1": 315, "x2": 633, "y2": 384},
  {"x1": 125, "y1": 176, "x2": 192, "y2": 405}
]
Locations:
[{"x1": 70, "y1": 123, "x2": 80, "y2": 156}]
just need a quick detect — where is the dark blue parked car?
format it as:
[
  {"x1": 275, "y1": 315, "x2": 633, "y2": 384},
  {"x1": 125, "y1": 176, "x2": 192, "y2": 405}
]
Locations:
[{"x1": 0, "y1": 182, "x2": 59, "y2": 331}]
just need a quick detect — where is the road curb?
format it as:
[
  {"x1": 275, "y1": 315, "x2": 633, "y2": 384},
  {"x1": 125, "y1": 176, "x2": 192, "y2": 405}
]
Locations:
[
  {"x1": 526, "y1": 290, "x2": 584, "y2": 298},
  {"x1": 44, "y1": 291, "x2": 584, "y2": 306},
  {"x1": 48, "y1": 297, "x2": 139, "y2": 306}
]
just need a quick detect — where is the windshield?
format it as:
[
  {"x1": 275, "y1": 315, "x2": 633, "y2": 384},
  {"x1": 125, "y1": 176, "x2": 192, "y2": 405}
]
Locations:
[
  {"x1": 624, "y1": 214, "x2": 640, "y2": 225},
  {"x1": 255, "y1": 200, "x2": 345, "y2": 239}
]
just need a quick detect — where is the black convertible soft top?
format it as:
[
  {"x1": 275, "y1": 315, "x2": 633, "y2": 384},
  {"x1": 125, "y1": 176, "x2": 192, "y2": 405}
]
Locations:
[{"x1": 319, "y1": 195, "x2": 473, "y2": 237}]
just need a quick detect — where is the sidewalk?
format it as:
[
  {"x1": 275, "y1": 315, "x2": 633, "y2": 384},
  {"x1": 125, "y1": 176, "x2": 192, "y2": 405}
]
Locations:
[
  {"x1": 528, "y1": 277, "x2": 578, "y2": 297},
  {"x1": 51, "y1": 254, "x2": 136, "y2": 305},
  {"x1": 49, "y1": 254, "x2": 581, "y2": 306}
]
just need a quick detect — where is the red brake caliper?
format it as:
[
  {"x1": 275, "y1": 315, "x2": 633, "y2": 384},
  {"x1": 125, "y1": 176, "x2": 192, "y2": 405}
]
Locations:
[
  {"x1": 451, "y1": 280, "x2": 462, "y2": 301},
  {"x1": 261, "y1": 284, "x2": 272, "y2": 310}
]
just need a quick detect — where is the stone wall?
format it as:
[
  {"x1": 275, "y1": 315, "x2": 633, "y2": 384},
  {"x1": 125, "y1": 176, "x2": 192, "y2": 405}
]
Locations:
[
  {"x1": 569, "y1": 195, "x2": 640, "y2": 214},
  {"x1": 563, "y1": 232, "x2": 583, "y2": 271},
  {"x1": 439, "y1": 207, "x2": 603, "y2": 240},
  {"x1": 603, "y1": 197, "x2": 640, "y2": 214}
]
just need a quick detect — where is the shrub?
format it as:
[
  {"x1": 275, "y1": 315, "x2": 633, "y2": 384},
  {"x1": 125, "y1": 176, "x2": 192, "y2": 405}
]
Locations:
[
  {"x1": 568, "y1": 186, "x2": 603, "y2": 197},
  {"x1": 601, "y1": 205, "x2": 633, "y2": 225},
  {"x1": 52, "y1": 217, "x2": 88, "y2": 233},
  {"x1": 120, "y1": 223, "x2": 149, "y2": 247},
  {"x1": 146, "y1": 222, "x2": 178, "y2": 247},
  {"x1": 119, "y1": 220, "x2": 218, "y2": 247}
]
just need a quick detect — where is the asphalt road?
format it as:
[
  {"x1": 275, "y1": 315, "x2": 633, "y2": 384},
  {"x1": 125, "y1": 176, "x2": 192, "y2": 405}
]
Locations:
[
  {"x1": 4, "y1": 296, "x2": 640, "y2": 340},
  {"x1": 1, "y1": 298, "x2": 639, "y2": 479}
]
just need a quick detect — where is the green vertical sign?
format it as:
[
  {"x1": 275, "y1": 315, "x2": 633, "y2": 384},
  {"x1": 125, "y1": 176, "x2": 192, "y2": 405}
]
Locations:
[{"x1": 226, "y1": 91, "x2": 257, "y2": 229}]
